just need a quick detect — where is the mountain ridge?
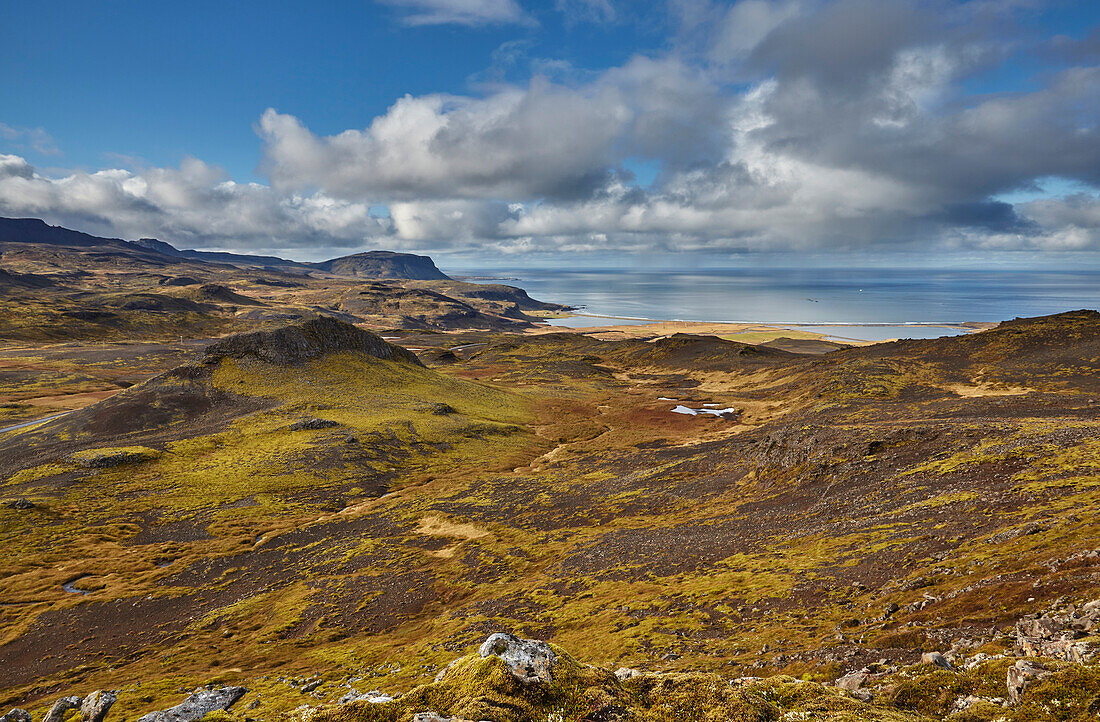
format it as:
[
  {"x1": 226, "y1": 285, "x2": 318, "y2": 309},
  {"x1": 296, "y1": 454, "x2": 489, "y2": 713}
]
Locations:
[{"x1": 1, "y1": 217, "x2": 451, "y2": 280}]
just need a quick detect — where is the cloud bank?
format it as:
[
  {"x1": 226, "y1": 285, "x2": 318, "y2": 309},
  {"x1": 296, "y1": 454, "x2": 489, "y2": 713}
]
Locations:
[{"x1": 2, "y1": 0, "x2": 1099, "y2": 259}]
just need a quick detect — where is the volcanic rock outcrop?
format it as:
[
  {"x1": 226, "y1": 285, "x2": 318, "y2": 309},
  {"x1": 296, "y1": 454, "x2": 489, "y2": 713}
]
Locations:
[{"x1": 201, "y1": 317, "x2": 424, "y2": 367}]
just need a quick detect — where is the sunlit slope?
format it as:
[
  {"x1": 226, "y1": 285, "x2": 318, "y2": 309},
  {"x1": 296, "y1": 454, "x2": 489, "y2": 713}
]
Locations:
[{"x1": 0, "y1": 320, "x2": 534, "y2": 695}]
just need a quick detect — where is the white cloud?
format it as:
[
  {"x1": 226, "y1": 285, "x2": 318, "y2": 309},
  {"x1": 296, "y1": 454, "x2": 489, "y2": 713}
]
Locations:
[
  {"x1": 0, "y1": 154, "x2": 396, "y2": 259},
  {"x1": 0, "y1": 123, "x2": 60, "y2": 156},
  {"x1": 2, "y1": 0, "x2": 1100, "y2": 258},
  {"x1": 378, "y1": 0, "x2": 531, "y2": 26}
]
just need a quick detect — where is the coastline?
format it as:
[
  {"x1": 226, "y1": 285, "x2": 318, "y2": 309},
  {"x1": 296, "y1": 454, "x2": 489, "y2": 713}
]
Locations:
[{"x1": 529, "y1": 312, "x2": 989, "y2": 345}]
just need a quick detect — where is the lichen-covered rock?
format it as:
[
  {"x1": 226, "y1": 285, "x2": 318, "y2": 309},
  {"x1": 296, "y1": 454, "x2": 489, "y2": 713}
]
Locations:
[
  {"x1": 477, "y1": 633, "x2": 557, "y2": 684},
  {"x1": 136, "y1": 687, "x2": 247, "y2": 722},
  {"x1": 834, "y1": 670, "x2": 868, "y2": 691},
  {"x1": 920, "y1": 651, "x2": 952, "y2": 669},
  {"x1": 0, "y1": 710, "x2": 30, "y2": 722},
  {"x1": 81, "y1": 690, "x2": 117, "y2": 722},
  {"x1": 1015, "y1": 598, "x2": 1100, "y2": 663},
  {"x1": 1007, "y1": 660, "x2": 1051, "y2": 705},
  {"x1": 43, "y1": 696, "x2": 82, "y2": 722},
  {"x1": 615, "y1": 667, "x2": 644, "y2": 682}
]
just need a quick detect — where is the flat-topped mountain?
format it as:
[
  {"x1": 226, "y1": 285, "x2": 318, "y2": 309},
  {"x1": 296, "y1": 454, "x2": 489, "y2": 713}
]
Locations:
[{"x1": 311, "y1": 250, "x2": 448, "y2": 280}]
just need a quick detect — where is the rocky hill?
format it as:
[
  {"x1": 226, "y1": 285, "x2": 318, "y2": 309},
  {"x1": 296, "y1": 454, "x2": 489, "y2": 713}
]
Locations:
[{"x1": 312, "y1": 251, "x2": 449, "y2": 280}]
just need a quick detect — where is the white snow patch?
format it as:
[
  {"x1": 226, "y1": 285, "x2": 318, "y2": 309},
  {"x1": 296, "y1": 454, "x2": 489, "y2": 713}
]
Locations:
[{"x1": 671, "y1": 405, "x2": 739, "y2": 419}]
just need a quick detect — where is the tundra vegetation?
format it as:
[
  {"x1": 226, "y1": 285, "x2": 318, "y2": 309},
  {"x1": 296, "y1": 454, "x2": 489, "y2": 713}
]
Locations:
[{"x1": 1, "y1": 224, "x2": 1099, "y2": 721}]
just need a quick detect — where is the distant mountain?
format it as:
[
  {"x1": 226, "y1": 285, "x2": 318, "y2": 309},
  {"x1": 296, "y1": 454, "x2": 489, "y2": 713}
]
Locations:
[
  {"x1": 0, "y1": 217, "x2": 132, "y2": 248},
  {"x1": 132, "y1": 238, "x2": 310, "y2": 271},
  {"x1": 1, "y1": 217, "x2": 452, "y2": 280},
  {"x1": 311, "y1": 250, "x2": 449, "y2": 280}
]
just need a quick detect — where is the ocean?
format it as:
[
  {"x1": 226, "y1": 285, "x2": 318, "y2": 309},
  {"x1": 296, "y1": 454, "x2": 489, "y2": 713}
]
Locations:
[{"x1": 447, "y1": 267, "x2": 1100, "y2": 341}]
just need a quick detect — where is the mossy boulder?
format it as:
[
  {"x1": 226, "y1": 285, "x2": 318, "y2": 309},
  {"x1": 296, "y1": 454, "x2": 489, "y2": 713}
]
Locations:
[{"x1": 69, "y1": 445, "x2": 161, "y2": 468}]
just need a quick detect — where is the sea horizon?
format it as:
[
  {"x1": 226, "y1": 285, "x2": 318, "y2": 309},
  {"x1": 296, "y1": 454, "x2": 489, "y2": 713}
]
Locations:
[{"x1": 446, "y1": 266, "x2": 1100, "y2": 340}]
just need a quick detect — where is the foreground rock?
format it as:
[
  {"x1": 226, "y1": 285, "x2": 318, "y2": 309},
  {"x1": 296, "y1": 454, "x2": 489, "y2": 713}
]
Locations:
[
  {"x1": 294, "y1": 633, "x2": 943, "y2": 722},
  {"x1": 1007, "y1": 660, "x2": 1052, "y2": 705},
  {"x1": 478, "y1": 632, "x2": 557, "y2": 684},
  {"x1": 1016, "y1": 598, "x2": 1100, "y2": 663},
  {"x1": 136, "y1": 687, "x2": 246, "y2": 722},
  {"x1": 80, "y1": 691, "x2": 116, "y2": 722},
  {"x1": 42, "y1": 697, "x2": 81, "y2": 722},
  {"x1": 0, "y1": 711, "x2": 30, "y2": 722}
]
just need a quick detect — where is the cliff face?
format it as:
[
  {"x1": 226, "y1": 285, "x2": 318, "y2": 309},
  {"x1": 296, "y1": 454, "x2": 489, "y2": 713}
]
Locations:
[{"x1": 311, "y1": 250, "x2": 451, "y2": 280}]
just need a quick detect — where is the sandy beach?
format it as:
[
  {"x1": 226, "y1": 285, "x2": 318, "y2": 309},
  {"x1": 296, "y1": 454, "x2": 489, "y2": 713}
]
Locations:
[{"x1": 527, "y1": 313, "x2": 990, "y2": 349}]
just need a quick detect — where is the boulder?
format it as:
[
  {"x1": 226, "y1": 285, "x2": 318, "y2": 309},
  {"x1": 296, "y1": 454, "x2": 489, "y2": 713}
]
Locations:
[
  {"x1": 615, "y1": 667, "x2": 644, "y2": 682},
  {"x1": 6, "y1": 499, "x2": 34, "y2": 510},
  {"x1": 336, "y1": 690, "x2": 393, "y2": 705},
  {"x1": 81, "y1": 691, "x2": 116, "y2": 722},
  {"x1": 136, "y1": 687, "x2": 247, "y2": 722},
  {"x1": 364, "y1": 692, "x2": 394, "y2": 704},
  {"x1": 478, "y1": 633, "x2": 557, "y2": 684},
  {"x1": 921, "y1": 652, "x2": 952, "y2": 669},
  {"x1": 288, "y1": 418, "x2": 340, "y2": 431},
  {"x1": 0, "y1": 710, "x2": 30, "y2": 722},
  {"x1": 834, "y1": 670, "x2": 867, "y2": 691},
  {"x1": 43, "y1": 697, "x2": 83, "y2": 722},
  {"x1": 1007, "y1": 660, "x2": 1051, "y2": 705}
]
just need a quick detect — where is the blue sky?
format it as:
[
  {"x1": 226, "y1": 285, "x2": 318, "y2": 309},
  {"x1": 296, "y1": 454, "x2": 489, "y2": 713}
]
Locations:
[
  {"x1": 1, "y1": 0, "x2": 1099, "y2": 263},
  {"x1": 2, "y1": 1, "x2": 666, "y2": 179}
]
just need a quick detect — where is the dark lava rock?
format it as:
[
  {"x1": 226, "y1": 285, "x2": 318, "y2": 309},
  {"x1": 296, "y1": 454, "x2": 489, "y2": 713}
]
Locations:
[
  {"x1": 136, "y1": 686, "x2": 247, "y2": 722},
  {"x1": 429, "y1": 403, "x2": 456, "y2": 415},
  {"x1": 288, "y1": 418, "x2": 340, "y2": 431},
  {"x1": 6, "y1": 499, "x2": 34, "y2": 510},
  {"x1": 203, "y1": 317, "x2": 423, "y2": 367}
]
